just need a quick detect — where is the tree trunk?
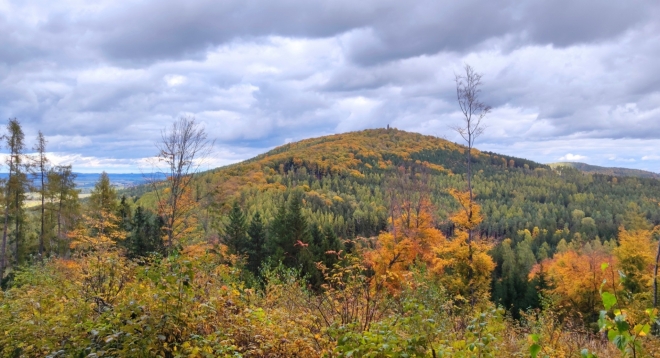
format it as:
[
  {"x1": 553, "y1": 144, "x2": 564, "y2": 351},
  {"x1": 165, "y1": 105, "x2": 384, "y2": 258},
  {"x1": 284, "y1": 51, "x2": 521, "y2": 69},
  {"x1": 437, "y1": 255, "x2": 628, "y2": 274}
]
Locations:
[
  {"x1": 14, "y1": 190, "x2": 19, "y2": 265},
  {"x1": 0, "y1": 157, "x2": 13, "y2": 281},
  {"x1": 653, "y1": 236, "x2": 660, "y2": 307},
  {"x1": 39, "y1": 169, "x2": 45, "y2": 260}
]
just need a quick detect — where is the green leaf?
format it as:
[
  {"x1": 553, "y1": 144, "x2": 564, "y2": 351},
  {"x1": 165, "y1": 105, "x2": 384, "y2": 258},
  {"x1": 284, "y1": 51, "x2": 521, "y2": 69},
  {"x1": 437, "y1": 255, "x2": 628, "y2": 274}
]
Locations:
[
  {"x1": 613, "y1": 334, "x2": 628, "y2": 351},
  {"x1": 530, "y1": 343, "x2": 541, "y2": 358},
  {"x1": 601, "y1": 292, "x2": 617, "y2": 311},
  {"x1": 608, "y1": 329, "x2": 618, "y2": 342},
  {"x1": 530, "y1": 334, "x2": 540, "y2": 343},
  {"x1": 601, "y1": 263, "x2": 609, "y2": 271},
  {"x1": 614, "y1": 315, "x2": 630, "y2": 332}
]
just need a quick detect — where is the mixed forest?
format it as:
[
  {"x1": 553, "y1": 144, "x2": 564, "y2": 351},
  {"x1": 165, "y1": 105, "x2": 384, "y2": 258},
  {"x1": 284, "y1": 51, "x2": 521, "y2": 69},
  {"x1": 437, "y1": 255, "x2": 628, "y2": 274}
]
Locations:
[{"x1": 1, "y1": 116, "x2": 660, "y2": 357}]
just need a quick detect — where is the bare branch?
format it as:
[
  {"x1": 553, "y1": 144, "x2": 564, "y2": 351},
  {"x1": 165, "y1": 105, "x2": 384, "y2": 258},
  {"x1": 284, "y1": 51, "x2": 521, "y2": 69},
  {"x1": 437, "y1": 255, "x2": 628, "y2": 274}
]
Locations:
[{"x1": 150, "y1": 116, "x2": 214, "y2": 250}]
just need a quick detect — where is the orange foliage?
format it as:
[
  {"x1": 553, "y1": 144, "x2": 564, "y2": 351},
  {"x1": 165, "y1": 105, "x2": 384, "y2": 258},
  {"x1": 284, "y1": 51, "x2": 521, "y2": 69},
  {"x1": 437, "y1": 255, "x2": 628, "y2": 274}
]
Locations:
[
  {"x1": 364, "y1": 198, "x2": 445, "y2": 292},
  {"x1": 531, "y1": 248, "x2": 617, "y2": 317}
]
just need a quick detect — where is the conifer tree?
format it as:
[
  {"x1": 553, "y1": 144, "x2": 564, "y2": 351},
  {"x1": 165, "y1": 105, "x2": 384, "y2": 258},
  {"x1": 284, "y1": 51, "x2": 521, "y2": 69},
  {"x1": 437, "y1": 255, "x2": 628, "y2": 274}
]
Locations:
[
  {"x1": 287, "y1": 193, "x2": 311, "y2": 267},
  {"x1": 246, "y1": 211, "x2": 266, "y2": 274},
  {"x1": 266, "y1": 201, "x2": 288, "y2": 263},
  {"x1": 1, "y1": 119, "x2": 26, "y2": 280},
  {"x1": 47, "y1": 165, "x2": 78, "y2": 254},
  {"x1": 33, "y1": 131, "x2": 48, "y2": 260},
  {"x1": 126, "y1": 206, "x2": 164, "y2": 258},
  {"x1": 322, "y1": 224, "x2": 342, "y2": 268},
  {"x1": 223, "y1": 201, "x2": 248, "y2": 255},
  {"x1": 88, "y1": 172, "x2": 119, "y2": 239}
]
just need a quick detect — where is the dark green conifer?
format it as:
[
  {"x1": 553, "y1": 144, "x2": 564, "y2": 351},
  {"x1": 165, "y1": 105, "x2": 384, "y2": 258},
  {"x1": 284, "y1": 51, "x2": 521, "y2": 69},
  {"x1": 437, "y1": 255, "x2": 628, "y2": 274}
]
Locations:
[
  {"x1": 223, "y1": 201, "x2": 248, "y2": 255},
  {"x1": 246, "y1": 211, "x2": 267, "y2": 274}
]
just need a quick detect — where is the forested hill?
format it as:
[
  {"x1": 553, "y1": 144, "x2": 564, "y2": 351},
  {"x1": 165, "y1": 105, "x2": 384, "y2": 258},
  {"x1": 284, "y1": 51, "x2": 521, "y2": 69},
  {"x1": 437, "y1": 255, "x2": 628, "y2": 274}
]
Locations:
[
  {"x1": 549, "y1": 161, "x2": 660, "y2": 179},
  {"x1": 134, "y1": 128, "x2": 660, "y2": 244},
  {"x1": 133, "y1": 127, "x2": 658, "y2": 317}
]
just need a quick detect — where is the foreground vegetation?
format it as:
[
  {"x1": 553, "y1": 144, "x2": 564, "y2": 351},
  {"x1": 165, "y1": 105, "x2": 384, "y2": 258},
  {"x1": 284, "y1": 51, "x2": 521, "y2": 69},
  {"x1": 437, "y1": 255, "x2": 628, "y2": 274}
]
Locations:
[{"x1": 1, "y1": 121, "x2": 660, "y2": 356}]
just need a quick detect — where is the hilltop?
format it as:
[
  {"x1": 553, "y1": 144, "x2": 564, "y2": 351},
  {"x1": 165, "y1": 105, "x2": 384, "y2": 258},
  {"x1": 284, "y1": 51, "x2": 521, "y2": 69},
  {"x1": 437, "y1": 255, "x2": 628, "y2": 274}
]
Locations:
[{"x1": 548, "y1": 161, "x2": 660, "y2": 179}]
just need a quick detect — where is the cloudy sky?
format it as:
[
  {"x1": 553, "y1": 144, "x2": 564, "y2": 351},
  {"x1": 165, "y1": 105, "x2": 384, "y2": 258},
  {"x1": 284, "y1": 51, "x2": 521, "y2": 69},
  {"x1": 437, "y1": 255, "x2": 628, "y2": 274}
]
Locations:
[{"x1": 1, "y1": 0, "x2": 660, "y2": 173}]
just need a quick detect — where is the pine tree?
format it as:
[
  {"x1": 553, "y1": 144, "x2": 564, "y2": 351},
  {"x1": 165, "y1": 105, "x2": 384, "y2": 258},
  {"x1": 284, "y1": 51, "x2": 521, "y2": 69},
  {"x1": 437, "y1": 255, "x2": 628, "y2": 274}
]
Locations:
[
  {"x1": 223, "y1": 201, "x2": 248, "y2": 255},
  {"x1": 246, "y1": 211, "x2": 266, "y2": 274}
]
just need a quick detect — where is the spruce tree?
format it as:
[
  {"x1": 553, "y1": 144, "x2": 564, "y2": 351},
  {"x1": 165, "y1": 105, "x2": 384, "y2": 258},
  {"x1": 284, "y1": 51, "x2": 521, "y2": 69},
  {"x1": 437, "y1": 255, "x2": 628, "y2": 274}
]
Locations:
[
  {"x1": 286, "y1": 193, "x2": 310, "y2": 267},
  {"x1": 266, "y1": 201, "x2": 288, "y2": 263},
  {"x1": 127, "y1": 206, "x2": 164, "y2": 258},
  {"x1": 246, "y1": 211, "x2": 266, "y2": 274},
  {"x1": 322, "y1": 224, "x2": 342, "y2": 268},
  {"x1": 223, "y1": 201, "x2": 248, "y2": 255}
]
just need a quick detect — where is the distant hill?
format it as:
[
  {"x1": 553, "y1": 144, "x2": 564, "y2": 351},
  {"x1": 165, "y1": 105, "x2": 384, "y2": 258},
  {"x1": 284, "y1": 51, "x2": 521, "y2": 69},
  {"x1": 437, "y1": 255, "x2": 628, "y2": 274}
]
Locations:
[
  {"x1": 0, "y1": 172, "x2": 167, "y2": 193},
  {"x1": 548, "y1": 162, "x2": 660, "y2": 179}
]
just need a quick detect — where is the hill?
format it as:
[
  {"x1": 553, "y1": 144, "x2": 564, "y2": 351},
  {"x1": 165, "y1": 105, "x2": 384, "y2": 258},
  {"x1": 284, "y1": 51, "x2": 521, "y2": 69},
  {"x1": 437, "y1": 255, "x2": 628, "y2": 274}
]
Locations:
[
  {"x1": 132, "y1": 128, "x2": 660, "y2": 243},
  {"x1": 548, "y1": 161, "x2": 660, "y2": 179}
]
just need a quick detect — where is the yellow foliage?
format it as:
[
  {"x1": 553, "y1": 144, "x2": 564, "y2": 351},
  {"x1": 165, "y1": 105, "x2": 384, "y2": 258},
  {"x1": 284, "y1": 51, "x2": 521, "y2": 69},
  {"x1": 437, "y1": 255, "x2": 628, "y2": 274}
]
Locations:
[
  {"x1": 68, "y1": 210, "x2": 126, "y2": 251},
  {"x1": 615, "y1": 227, "x2": 656, "y2": 293},
  {"x1": 365, "y1": 198, "x2": 445, "y2": 292},
  {"x1": 531, "y1": 248, "x2": 617, "y2": 317}
]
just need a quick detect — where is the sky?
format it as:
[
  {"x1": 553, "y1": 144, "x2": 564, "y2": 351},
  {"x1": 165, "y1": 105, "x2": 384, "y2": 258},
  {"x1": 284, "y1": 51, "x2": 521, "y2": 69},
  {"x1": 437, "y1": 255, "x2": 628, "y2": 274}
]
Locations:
[{"x1": 1, "y1": 0, "x2": 660, "y2": 173}]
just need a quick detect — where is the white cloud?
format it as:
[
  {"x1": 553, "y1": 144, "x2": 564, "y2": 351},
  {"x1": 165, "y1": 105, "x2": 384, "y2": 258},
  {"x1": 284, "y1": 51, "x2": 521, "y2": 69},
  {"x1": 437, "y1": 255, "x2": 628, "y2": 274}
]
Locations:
[
  {"x1": 0, "y1": 1, "x2": 659, "y2": 172},
  {"x1": 558, "y1": 153, "x2": 587, "y2": 161}
]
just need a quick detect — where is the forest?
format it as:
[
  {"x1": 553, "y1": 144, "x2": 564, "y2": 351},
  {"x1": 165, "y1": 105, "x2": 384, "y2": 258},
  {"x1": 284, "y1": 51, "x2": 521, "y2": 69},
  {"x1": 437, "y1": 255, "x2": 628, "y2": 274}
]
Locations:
[{"x1": 1, "y1": 118, "x2": 660, "y2": 357}]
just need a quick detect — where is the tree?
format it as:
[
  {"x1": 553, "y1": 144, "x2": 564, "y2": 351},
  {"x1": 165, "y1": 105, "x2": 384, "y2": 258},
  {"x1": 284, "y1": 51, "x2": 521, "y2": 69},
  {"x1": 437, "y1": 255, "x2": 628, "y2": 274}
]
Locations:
[
  {"x1": 266, "y1": 201, "x2": 289, "y2": 264},
  {"x1": 47, "y1": 165, "x2": 79, "y2": 253},
  {"x1": 223, "y1": 201, "x2": 248, "y2": 255},
  {"x1": 89, "y1": 172, "x2": 118, "y2": 228},
  {"x1": 33, "y1": 131, "x2": 49, "y2": 260},
  {"x1": 287, "y1": 193, "x2": 311, "y2": 265},
  {"x1": 451, "y1": 64, "x2": 491, "y2": 245},
  {"x1": 246, "y1": 211, "x2": 267, "y2": 274},
  {"x1": 126, "y1": 206, "x2": 164, "y2": 258},
  {"x1": 1, "y1": 119, "x2": 26, "y2": 280},
  {"x1": 153, "y1": 116, "x2": 212, "y2": 251}
]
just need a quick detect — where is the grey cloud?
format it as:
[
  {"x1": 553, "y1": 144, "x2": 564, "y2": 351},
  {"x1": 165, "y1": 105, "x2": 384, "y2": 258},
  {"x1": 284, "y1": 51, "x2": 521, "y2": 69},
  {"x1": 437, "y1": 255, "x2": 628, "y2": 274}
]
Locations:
[{"x1": 1, "y1": 0, "x2": 660, "y2": 172}]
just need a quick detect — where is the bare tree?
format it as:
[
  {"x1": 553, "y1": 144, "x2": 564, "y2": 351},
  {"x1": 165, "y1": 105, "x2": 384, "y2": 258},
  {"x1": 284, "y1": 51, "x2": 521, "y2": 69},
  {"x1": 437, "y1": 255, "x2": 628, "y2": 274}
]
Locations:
[
  {"x1": 451, "y1": 64, "x2": 491, "y2": 242},
  {"x1": 152, "y1": 116, "x2": 212, "y2": 251}
]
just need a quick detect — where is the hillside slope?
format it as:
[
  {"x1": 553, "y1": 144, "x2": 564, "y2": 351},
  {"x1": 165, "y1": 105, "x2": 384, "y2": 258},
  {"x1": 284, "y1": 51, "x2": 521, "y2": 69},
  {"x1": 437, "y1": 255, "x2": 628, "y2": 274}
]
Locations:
[
  {"x1": 548, "y1": 161, "x2": 660, "y2": 179},
  {"x1": 132, "y1": 128, "x2": 660, "y2": 243}
]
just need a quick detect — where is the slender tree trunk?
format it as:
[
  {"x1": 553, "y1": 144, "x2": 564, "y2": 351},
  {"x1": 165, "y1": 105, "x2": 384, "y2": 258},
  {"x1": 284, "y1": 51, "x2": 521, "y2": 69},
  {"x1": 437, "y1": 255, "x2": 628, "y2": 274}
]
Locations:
[
  {"x1": 653, "y1": 237, "x2": 660, "y2": 307},
  {"x1": 14, "y1": 190, "x2": 19, "y2": 265},
  {"x1": 0, "y1": 156, "x2": 14, "y2": 280},
  {"x1": 40, "y1": 170, "x2": 45, "y2": 260}
]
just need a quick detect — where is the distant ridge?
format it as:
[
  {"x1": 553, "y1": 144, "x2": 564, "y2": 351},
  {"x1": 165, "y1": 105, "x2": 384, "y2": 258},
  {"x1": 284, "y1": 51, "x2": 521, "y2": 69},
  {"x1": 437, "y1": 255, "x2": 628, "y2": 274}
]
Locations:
[{"x1": 548, "y1": 162, "x2": 660, "y2": 179}]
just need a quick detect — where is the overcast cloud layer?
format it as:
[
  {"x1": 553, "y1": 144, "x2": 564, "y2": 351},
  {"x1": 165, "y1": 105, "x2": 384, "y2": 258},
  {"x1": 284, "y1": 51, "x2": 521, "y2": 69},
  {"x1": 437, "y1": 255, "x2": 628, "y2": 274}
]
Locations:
[{"x1": 1, "y1": 0, "x2": 660, "y2": 173}]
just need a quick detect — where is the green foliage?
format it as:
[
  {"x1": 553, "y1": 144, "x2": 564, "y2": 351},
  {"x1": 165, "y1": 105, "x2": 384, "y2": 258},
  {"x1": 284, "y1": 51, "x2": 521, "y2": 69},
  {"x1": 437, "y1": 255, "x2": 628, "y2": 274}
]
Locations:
[{"x1": 222, "y1": 201, "x2": 248, "y2": 255}]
